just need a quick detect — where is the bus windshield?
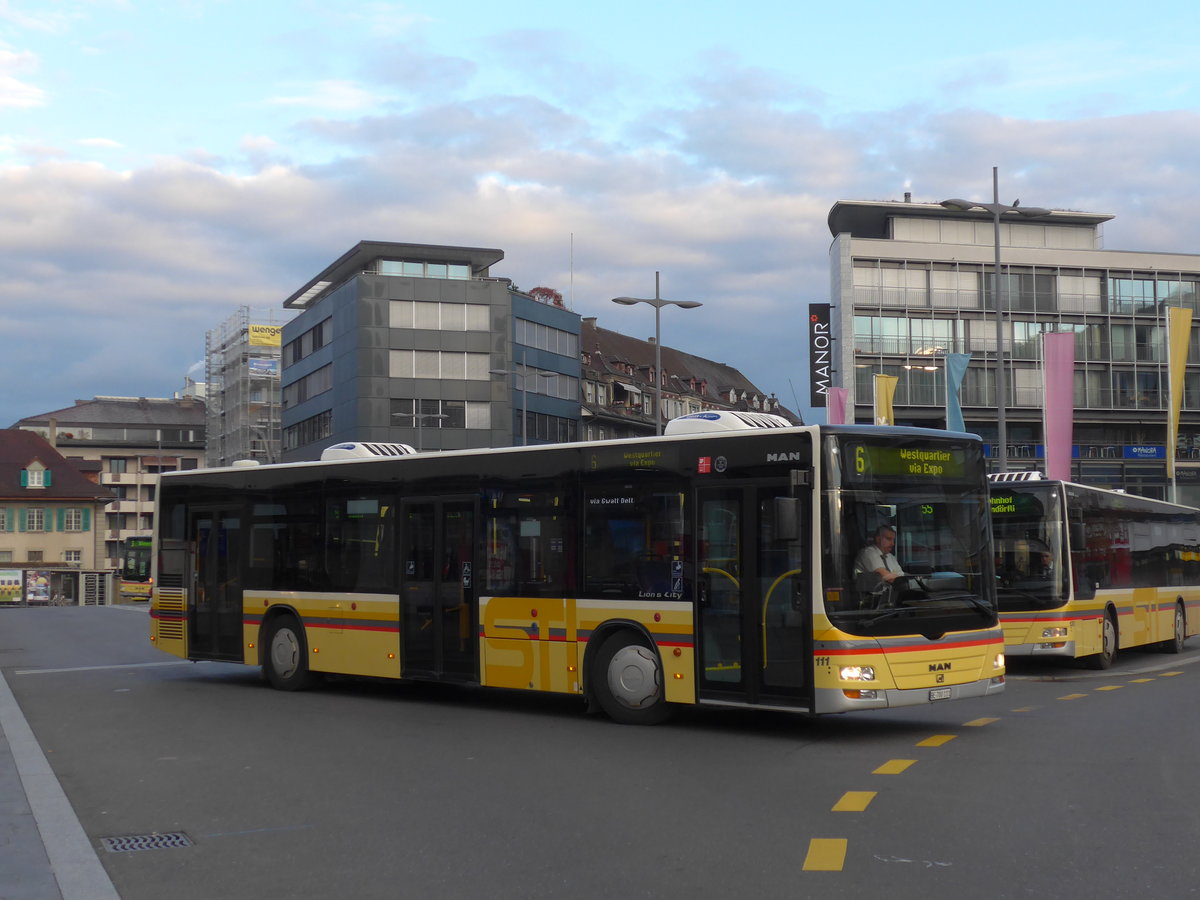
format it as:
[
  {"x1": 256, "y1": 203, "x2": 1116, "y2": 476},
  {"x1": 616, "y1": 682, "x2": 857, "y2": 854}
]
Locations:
[
  {"x1": 823, "y1": 435, "x2": 996, "y2": 637},
  {"x1": 989, "y1": 484, "x2": 1068, "y2": 611},
  {"x1": 122, "y1": 537, "x2": 153, "y2": 583}
]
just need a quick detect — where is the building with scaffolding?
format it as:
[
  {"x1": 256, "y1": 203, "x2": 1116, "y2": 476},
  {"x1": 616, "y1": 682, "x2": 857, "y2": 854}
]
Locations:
[{"x1": 205, "y1": 306, "x2": 292, "y2": 467}]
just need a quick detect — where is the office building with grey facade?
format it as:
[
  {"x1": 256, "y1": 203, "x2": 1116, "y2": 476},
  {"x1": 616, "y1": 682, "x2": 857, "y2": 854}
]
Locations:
[
  {"x1": 828, "y1": 197, "x2": 1200, "y2": 501},
  {"x1": 279, "y1": 241, "x2": 580, "y2": 461}
]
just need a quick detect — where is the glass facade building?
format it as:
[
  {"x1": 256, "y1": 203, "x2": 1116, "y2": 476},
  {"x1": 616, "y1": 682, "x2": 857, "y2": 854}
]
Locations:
[{"x1": 828, "y1": 199, "x2": 1200, "y2": 502}]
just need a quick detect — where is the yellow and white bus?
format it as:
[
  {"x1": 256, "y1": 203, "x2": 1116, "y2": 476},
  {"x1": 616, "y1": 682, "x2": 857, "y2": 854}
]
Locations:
[
  {"x1": 150, "y1": 413, "x2": 1005, "y2": 723},
  {"x1": 990, "y1": 474, "x2": 1200, "y2": 668}
]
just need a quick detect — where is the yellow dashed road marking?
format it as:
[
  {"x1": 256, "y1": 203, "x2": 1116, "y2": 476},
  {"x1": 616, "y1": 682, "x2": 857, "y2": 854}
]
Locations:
[
  {"x1": 963, "y1": 717, "x2": 999, "y2": 726},
  {"x1": 1162, "y1": 671, "x2": 1183, "y2": 677},
  {"x1": 832, "y1": 791, "x2": 876, "y2": 812},
  {"x1": 1130, "y1": 678, "x2": 1154, "y2": 683},
  {"x1": 916, "y1": 734, "x2": 957, "y2": 747},
  {"x1": 1011, "y1": 706, "x2": 1037, "y2": 712},
  {"x1": 1058, "y1": 693, "x2": 1088, "y2": 700},
  {"x1": 874, "y1": 759, "x2": 916, "y2": 775},
  {"x1": 803, "y1": 838, "x2": 848, "y2": 871},
  {"x1": 1095, "y1": 685, "x2": 1122, "y2": 691}
]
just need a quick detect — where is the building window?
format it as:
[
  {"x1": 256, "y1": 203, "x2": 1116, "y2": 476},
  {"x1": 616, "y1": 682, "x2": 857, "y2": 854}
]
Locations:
[
  {"x1": 0, "y1": 509, "x2": 6, "y2": 532},
  {"x1": 64, "y1": 549, "x2": 82, "y2": 563},
  {"x1": 283, "y1": 410, "x2": 333, "y2": 451},
  {"x1": 390, "y1": 399, "x2": 490, "y2": 430},
  {"x1": 378, "y1": 260, "x2": 471, "y2": 280},
  {"x1": 27, "y1": 550, "x2": 43, "y2": 563},
  {"x1": 64, "y1": 509, "x2": 84, "y2": 532},
  {"x1": 107, "y1": 458, "x2": 128, "y2": 475},
  {"x1": 26, "y1": 508, "x2": 45, "y2": 532},
  {"x1": 282, "y1": 363, "x2": 333, "y2": 408},
  {"x1": 515, "y1": 318, "x2": 580, "y2": 357},
  {"x1": 389, "y1": 350, "x2": 490, "y2": 380},
  {"x1": 24, "y1": 468, "x2": 46, "y2": 488},
  {"x1": 389, "y1": 301, "x2": 490, "y2": 331},
  {"x1": 0, "y1": 550, "x2": 11, "y2": 563}
]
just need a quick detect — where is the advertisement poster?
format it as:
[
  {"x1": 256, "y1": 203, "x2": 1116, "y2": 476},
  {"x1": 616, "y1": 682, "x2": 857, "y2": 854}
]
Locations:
[
  {"x1": 248, "y1": 324, "x2": 282, "y2": 347},
  {"x1": 0, "y1": 570, "x2": 21, "y2": 603},
  {"x1": 25, "y1": 570, "x2": 50, "y2": 605},
  {"x1": 248, "y1": 357, "x2": 279, "y2": 378}
]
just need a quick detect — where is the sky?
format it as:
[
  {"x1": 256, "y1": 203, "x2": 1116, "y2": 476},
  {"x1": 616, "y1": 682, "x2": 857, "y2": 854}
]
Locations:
[{"x1": 3, "y1": 0, "x2": 1200, "y2": 427}]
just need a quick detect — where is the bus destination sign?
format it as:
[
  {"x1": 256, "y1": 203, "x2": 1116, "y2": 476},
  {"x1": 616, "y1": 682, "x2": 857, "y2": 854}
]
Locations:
[{"x1": 849, "y1": 443, "x2": 969, "y2": 480}]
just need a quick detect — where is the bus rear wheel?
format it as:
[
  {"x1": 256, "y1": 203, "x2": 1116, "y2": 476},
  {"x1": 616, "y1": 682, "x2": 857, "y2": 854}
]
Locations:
[
  {"x1": 1084, "y1": 612, "x2": 1117, "y2": 670},
  {"x1": 1161, "y1": 603, "x2": 1186, "y2": 654},
  {"x1": 592, "y1": 633, "x2": 671, "y2": 726},
  {"x1": 263, "y1": 617, "x2": 321, "y2": 691}
]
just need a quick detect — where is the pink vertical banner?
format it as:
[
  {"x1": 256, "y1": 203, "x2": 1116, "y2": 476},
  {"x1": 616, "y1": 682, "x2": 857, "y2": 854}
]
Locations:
[
  {"x1": 827, "y1": 387, "x2": 849, "y2": 424},
  {"x1": 1042, "y1": 332, "x2": 1075, "y2": 481}
]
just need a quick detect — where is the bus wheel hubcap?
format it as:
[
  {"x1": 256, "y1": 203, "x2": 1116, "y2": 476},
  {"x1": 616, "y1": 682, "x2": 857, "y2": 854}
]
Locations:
[
  {"x1": 271, "y1": 629, "x2": 299, "y2": 678},
  {"x1": 608, "y1": 645, "x2": 661, "y2": 709}
]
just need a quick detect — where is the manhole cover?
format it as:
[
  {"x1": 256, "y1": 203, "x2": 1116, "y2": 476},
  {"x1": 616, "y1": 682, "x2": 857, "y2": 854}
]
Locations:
[{"x1": 101, "y1": 832, "x2": 193, "y2": 852}]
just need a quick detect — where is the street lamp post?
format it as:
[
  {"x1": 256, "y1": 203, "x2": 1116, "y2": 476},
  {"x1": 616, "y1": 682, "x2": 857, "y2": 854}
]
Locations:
[
  {"x1": 941, "y1": 168, "x2": 1051, "y2": 473},
  {"x1": 391, "y1": 411, "x2": 449, "y2": 451},
  {"x1": 611, "y1": 272, "x2": 703, "y2": 436}
]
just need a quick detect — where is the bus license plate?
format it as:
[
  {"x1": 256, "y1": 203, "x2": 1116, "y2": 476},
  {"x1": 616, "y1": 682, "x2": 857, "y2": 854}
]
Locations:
[{"x1": 929, "y1": 688, "x2": 952, "y2": 701}]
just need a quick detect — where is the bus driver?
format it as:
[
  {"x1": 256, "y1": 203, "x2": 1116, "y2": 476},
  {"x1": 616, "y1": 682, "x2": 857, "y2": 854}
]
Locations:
[{"x1": 855, "y1": 525, "x2": 905, "y2": 588}]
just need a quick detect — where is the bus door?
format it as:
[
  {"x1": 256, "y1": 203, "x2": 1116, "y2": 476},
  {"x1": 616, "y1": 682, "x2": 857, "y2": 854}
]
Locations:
[
  {"x1": 188, "y1": 506, "x2": 244, "y2": 662},
  {"x1": 400, "y1": 497, "x2": 477, "y2": 681},
  {"x1": 696, "y1": 482, "x2": 810, "y2": 706}
]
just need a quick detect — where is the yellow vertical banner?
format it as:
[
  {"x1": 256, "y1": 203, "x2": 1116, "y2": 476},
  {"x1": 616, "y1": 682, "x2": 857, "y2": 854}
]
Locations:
[
  {"x1": 1167, "y1": 306, "x2": 1193, "y2": 484},
  {"x1": 873, "y1": 374, "x2": 898, "y2": 426}
]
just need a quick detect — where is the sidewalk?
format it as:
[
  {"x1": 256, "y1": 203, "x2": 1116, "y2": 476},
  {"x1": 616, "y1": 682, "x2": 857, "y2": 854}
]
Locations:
[{"x1": 0, "y1": 666, "x2": 120, "y2": 900}]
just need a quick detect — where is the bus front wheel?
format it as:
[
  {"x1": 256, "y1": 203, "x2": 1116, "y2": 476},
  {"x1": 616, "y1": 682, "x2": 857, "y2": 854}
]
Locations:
[
  {"x1": 1084, "y1": 612, "x2": 1117, "y2": 670},
  {"x1": 592, "y1": 634, "x2": 671, "y2": 726},
  {"x1": 263, "y1": 617, "x2": 321, "y2": 691}
]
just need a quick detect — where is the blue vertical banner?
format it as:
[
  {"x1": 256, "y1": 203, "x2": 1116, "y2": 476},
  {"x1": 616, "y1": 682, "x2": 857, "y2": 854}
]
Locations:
[{"x1": 945, "y1": 352, "x2": 971, "y2": 432}]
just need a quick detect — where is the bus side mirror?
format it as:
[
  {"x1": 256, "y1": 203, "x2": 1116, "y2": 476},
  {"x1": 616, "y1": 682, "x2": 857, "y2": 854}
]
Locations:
[
  {"x1": 774, "y1": 498, "x2": 801, "y2": 541},
  {"x1": 1069, "y1": 521, "x2": 1085, "y2": 550}
]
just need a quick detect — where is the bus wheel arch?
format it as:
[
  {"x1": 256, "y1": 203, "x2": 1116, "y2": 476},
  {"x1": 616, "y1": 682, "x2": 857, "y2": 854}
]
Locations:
[
  {"x1": 1162, "y1": 600, "x2": 1186, "y2": 654},
  {"x1": 1084, "y1": 607, "x2": 1118, "y2": 670},
  {"x1": 261, "y1": 611, "x2": 322, "y2": 691},
  {"x1": 585, "y1": 625, "x2": 671, "y2": 725}
]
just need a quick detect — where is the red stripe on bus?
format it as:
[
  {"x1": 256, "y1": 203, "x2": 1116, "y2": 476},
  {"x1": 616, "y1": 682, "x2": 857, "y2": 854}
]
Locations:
[{"x1": 815, "y1": 637, "x2": 1003, "y2": 656}]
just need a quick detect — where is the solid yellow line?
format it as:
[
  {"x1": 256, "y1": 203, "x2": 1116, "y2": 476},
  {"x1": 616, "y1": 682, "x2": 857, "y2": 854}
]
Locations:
[
  {"x1": 1058, "y1": 693, "x2": 1088, "y2": 700},
  {"x1": 1095, "y1": 685, "x2": 1122, "y2": 691},
  {"x1": 963, "y1": 717, "x2": 999, "y2": 726},
  {"x1": 832, "y1": 791, "x2": 876, "y2": 812},
  {"x1": 874, "y1": 759, "x2": 916, "y2": 775},
  {"x1": 803, "y1": 838, "x2": 848, "y2": 871},
  {"x1": 916, "y1": 734, "x2": 956, "y2": 747}
]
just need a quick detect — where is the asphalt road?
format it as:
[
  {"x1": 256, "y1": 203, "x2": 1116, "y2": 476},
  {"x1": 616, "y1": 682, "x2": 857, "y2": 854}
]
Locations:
[{"x1": 3, "y1": 605, "x2": 1199, "y2": 899}]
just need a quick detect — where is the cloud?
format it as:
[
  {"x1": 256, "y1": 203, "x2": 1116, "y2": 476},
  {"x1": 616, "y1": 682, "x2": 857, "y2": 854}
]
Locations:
[
  {"x1": 76, "y1": 137, "x2": 122, "y2": 148},
  {"x1": 2, "y1": 85, "x2": 1200, "y2": 426},
  {"x1": 266, "y1": 79, "x2": 383, "y2": 111},
  {"x1": 0, "y1": 48, "x2": 43, "y2": 107}
]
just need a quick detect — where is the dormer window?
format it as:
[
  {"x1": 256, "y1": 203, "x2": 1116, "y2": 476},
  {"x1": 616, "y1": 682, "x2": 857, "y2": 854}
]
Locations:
[{"x1": 21, "y1": 463, "x2": 50, "y2": 489}]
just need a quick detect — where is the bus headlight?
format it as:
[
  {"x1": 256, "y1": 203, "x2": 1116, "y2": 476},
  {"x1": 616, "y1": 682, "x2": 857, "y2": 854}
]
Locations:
[
  {"x1": 840, "y1": 665, "x2": 876, "y2": 681},
  {"x1": 1041, "y1": 627, "x2": 1068, "y2": 638},
  {"x1": 994, "y1": 652, "x2": 1005, "y2": 669}
]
